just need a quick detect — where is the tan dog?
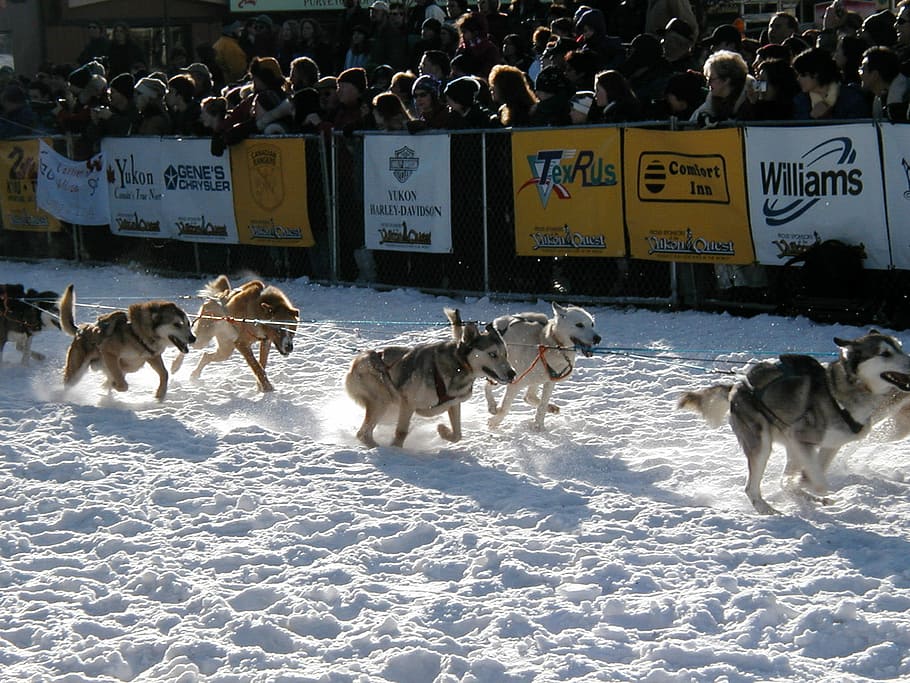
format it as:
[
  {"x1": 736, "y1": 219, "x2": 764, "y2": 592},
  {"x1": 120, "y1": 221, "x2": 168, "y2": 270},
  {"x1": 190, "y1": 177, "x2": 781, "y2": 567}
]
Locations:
[
  {"x1": 345, "y1": 308, "x2": 516, "y2": 448},
  {"x1": 59, "y1": 284, "x2": 195, "y2": 401},
  {"x1": 171, "y1": 275, "x2": 299, "y2": 392}
]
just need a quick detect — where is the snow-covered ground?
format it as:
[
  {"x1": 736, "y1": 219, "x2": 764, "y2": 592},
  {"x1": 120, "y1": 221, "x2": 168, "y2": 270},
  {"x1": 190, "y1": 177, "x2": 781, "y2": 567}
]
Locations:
[{"x1": 3, "y1": 260, "x2": 910, "y2": 682}]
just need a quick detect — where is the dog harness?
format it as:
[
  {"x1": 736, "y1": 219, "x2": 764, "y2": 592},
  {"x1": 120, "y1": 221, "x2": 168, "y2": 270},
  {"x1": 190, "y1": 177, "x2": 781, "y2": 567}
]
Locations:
[
  {"x1": 0, "y1": 289, "x2": 41, "y2": 332},
  {"x1": 512, "y1": 344, "x2": 574, "y2": 384}
]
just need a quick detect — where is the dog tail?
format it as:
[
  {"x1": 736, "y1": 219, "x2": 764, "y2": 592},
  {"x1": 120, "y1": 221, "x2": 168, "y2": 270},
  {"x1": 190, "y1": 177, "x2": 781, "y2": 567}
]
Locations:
[
  {"x1": 677, "y1": 384, "x2": 733, "y2": 428},
  {"x1": 444, "y1": 307, "x2": 463, "y2": 342},
  {"x1": 59, "y1": 284, "x2": 78, "y2": 337},
  {"x1": 199, "y1": 274, "x2": 232, "y2": 300}
]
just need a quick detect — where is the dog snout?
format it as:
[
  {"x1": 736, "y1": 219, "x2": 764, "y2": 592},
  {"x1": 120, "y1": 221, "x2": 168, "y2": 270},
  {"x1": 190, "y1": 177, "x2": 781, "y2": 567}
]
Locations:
[
  {"x1": 593, "y1": 334, "x2": 602, "y2": 346},
  {"x1": 506, "y1": 368, "x2": 517, "y2": 383}
]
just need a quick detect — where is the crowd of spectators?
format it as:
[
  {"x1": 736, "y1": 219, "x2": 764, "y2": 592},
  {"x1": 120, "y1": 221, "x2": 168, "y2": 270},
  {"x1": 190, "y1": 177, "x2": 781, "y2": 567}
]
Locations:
[{"x1": 1, "y1": 0, "x2": 910, "y2": 152}]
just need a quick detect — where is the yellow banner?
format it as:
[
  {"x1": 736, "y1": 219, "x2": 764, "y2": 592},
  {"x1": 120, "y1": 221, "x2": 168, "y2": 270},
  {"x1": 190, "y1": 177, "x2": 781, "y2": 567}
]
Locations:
[
  {"x1": 512, "y1": 127, "x2": 625, "y2": 258},
  {"x1": 623, "y1": 128, "x2": 754, "y2": 264},
  {"x1": 230, "y1": 138, "x2": 315, "y2": 247},
  {"x1": 0, "y1": 140, "x2": 62, "y2": 233}
]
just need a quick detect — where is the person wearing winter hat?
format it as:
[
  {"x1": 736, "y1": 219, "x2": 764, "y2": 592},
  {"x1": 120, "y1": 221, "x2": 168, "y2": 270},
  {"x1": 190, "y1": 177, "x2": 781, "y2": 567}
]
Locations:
[
  {"x1": 568, "y1": 90, "x2": 595, "y2": 124},
  {"x1": 529, "y1": 65, "x2": 571, "y2": 126},
  {"x1": 166, "y1": 73, "x2": 203, "y2": 136},
  {"x1": 861, "y1": 9, "x2": 898, "y2": 47},
  {"x1": 621, "y1": 33, "x2": 674, "y2": 112},
  {"x1": 660, "y1": 18, "x2": 698, "y2": 72},
  {"x1": 409, "y1": 73, "x2": 448, "y2": 129},
  {"x1": 444, "y1": 75, "x2": 497, "y2": 128},
  {"x1": 134, "y1": 76, "x2": 172, "y2": 135},
  {"x1": 87, "y1": 72, "x2": 139, "y2": 139},
  {"x1": 334, "y1": 66, "x2": 372, "y2": 131}
]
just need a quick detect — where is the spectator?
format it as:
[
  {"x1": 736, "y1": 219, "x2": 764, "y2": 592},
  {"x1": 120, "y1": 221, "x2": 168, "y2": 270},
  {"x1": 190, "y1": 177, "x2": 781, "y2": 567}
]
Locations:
[
  {"x1": 134, "y1": 76, "x2": 172, "y2": 135},
  {"x1": 248, "y1": 56, "x2": 294, "y2": 134},
  {"x1": 501, "y1": 33, "x2": 533, "y2": 71},
  {"x1": 705, "y1": 24, "x2": 742, "y2": 56},
  {"x1": 213, "y1": 20, "x2": 249, "y2": 86},
  {"x1": 662, "y1": 69, "x2": 706, "y2": 120},
  {"x1": 645, "y1": 0, "x2": 697, "y2": 36},
  {"x1": 592, "y1": 69, "x2": 644, "y2": 123},
  {"x1": 87, "y1": 72, "x2": 139, "y2": 138},
  {"x1": 343, "y1": 25, "x2": 372, "y2": 70},
  {"x1": 290, "y1": 56, "x2": 320, "y2": 91},
  {"x1": 336, "y1": 0, "x2": 371, "y2": 71},
  {"x1": 408, "y1": 73, "x2": 448, "y2": 129},
  {"x1": 895, "y1": 0, "x2": 910, "y2": 62},
  {"x1": 835, "y1": 35, "x2": 867, "y2": 85},
  {"x1": 860, "y1": 46, "x2": 909, "y2": 121},
  {"x1": 445, "y1": 0, "x2": 469, "y2": 25},
  {"x1": 276, "y1": 19, "x2": 303, "y2": 76},
  {"x1": 752, "y1": 42, "x2": 791, "y2": 72},
  {"x1": 78, "y1": 21, "x2": 111, "y2": 67},
  {"x1": 334, "y1": 66, "x2": 373, "y2": 131},
  {"x1": 444, "y1": 75, "x2": 497, "y2": 128},
  {"x1": 439, "y1": 24, "x2": 460, "y2": 57},
  {"x1": 299, "y1": 18, "x2": 334, "y2": 76},
  {"x1": 550, "y1": 17, "x2": 575, "y2": 41},
  {"x1": 454, "y1": 13, "x2": 502, "y2": 79},
  {"x1": 291, "y1": 87, "x2": 326, "y2": 133},
  {"x1": 0, "y1": 84, "x2": 36, "y2": 138},
  {"x1": 107, "y1": 22, "x2": 146, "y2": 79},
  {"x1": 529, "y1": 65, "x2": 571, "y2": 125},
  {"x1": 567, "y1": 89, "x2": 595, "y2": 123},
  {"x1": 768, "y1": 11, "x2": 799, "y2": 45},
  {"x1": 527, "y1": 25, "x2": 551, "y2": 84},
  {"x1": 316, "y1": 75, "x2": 340, "y2": 120},
  {"x1": 690, "y1": 49, "x2": 754, "y2": 127},
  {"x1": 418, "y1": 49, "x2": 451, "y2": 81},
  {"x1": 751, "y1": 57, "x2": 799, "y2": 120},
  {"x1": 489, "y1": 63, "x2": 537, "y2": 125},
  {"x1": 370, "y1": 1, "x2": 411, "y2": 71},
  {"x1": 564, "y1": 50, "x2": 599, "y2": 90},
  {"x1": 574, "y1": 8, "x2": 625, "y2": 71},
  {"x1": 477, "y1": 0, "x2": 513, "y2": 47},
  {"x1": 55, "y1": 63, "x2": 105, "y2": 136},
  {"x1": 792, "y1": 46, "x2": 869, "y2": 119},
  {"x1": 390, "y1": 70, "x2": 417, "y2": 112},
  {"x1": 195, "y1": 44, "x2": 225, "y2": 94},
  {"x1": 408, "y1": 0, "x2": 446, "y2": 39},
  {"x1": 165, "y1": 73, "x2": 202, "y2": 136},
  {"x1": 620, "y1": 33, "x2": 674, "y2": 113},
  {"x1": 26, "y1": 78, "x2": 58, "y2": 132},
  {"x1": 248, "y1": 14, "x2": 278, "y2": 61},
  {"x1": 510, "y1": 0, "x2": 547, "y2": 39},
  {"x1": 412, "y1": 18, "x2": 444, "y2": 67},
  {"x1": 181, "y1": 62, "x2": 216, "y2": 100},
  {"x1": 200, "y1": 95, "x2": 229, "y2": 155},
  {"x1": 372, "y1": 91, "x2": 414, "y2": 129},
  {"x1": 862, "y1": 10, "x2": 897, "y2": 48},
  {"x1": 660, "y1": 17, "x2": 699, "y2": 73}
]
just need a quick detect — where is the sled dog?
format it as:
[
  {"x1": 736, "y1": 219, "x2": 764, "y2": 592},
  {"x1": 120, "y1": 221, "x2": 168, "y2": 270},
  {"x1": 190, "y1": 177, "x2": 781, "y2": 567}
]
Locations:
[
  {"x1": 678, "y1": 330, "x2": 910, "y2": 514},
  {"x1": 59, "y1": 284, "x2": 195, "y2": 401},
  {"x1": 0, "y1": 283, "x2": 60, "y2": 364},
  {"x1": 465, "y1": 302, "x2": 601, "y2": 430},
  {"x1": 171, "y1": 275, "x2": 299, "y2": 392},
  {"x1": 345, "y1": 308, "x2": 516, "y2": 448}
]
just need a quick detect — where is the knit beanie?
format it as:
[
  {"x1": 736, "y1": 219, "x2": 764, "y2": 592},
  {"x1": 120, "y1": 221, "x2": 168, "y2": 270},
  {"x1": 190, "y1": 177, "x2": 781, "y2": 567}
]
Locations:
[
  {"x1": 249, "y1": 56, "x2": 286, "y2": 89},
  {"x1": 135, "y1": 76, "x2": 166, "y2": 100},
  {"x1": 109, "y1": 72, "x2": 135, "y2": 99},
  {"x1": 443, "y1": 76, "x2": 480, "y2": 108},
  {"x1": 337, "y1": 67, "x2": 368, "y2": 93}
]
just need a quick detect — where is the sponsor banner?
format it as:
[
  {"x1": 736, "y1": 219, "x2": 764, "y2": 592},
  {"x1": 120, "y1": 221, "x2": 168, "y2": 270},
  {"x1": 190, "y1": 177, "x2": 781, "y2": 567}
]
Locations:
[
  {"x1": 160, "y1": 138, "x2": 238, "y2": 244},
  {"x1": 363, "y1": 134, "x2": 452, "y2": 253},
  {"x1": 623, "y1": 128, "x2": 754, "y2": 264},
  {"x1": 37, "y1": 140, "x2": 108, "y2": 226},
  {"x1": 231, "y1": 138, "x2": 314, "y2": 246},
  {"x1": 512, "y1": 127, "x2": 625, "y2": 258},
  {"x1": 880, "y1": 125, "x2": 910, "y2": 269},
  {"x1": 102, "y1": 137, "x2": 172, "y2": 238},
  {"x1": 745, "y1": 124, "x2": 889, "y2": 269},
  {"x1": 230, "y1": 0, "x2": 344, "y2": 11},
  {"x1": 0, "y1": 140, "x2": 62, "y2": 233}
]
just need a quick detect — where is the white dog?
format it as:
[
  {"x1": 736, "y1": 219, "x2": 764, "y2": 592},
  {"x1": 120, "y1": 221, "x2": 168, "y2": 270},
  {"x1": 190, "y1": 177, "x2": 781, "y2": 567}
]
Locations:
[{"x1": 453, "y1": 303, "x2": 601, "y2": 430}]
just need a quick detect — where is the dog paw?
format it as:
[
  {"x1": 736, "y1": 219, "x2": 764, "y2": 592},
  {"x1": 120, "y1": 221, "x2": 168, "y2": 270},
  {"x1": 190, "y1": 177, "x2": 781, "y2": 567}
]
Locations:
[
  {"x1": 752, "y1": 499, "x2": 781, "y2": 515},
  {"x1": 260, "y1": 382, "x2": 275, "y2": 393},
  {"x1": 437, "y1": 425, "x2": 459, "y2": 442},
  {"x1": 112, "y1": 380, "x2": 128, "y2": 392},
  {"x1": 487, "y1": 416, "x2": 503, "y2": 429}
]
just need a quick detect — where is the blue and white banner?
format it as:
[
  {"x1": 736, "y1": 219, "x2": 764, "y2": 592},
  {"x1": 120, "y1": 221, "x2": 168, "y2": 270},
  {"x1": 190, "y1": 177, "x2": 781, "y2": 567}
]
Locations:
[
  {"x1": 744, "y1": 124, "x2": 890, "y2": 269},
  {"x1": 363, "y1": 134, "x2": 452, "y2": 253},
  {"x1": 159, "y1": 138, "x2": 237, "y2": 244},
  {"x1": 37, "y1": 140, "x2": 108, "y2": 226},
  {"x1": 880, "y1": 124, "x2": 910, "y2": 270}
]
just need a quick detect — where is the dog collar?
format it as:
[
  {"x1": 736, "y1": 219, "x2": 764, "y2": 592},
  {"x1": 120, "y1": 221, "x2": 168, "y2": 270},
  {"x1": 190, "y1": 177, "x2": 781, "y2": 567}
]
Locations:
[{"x1": 129, "y1": 327, "x2": 157, "y2": 355}]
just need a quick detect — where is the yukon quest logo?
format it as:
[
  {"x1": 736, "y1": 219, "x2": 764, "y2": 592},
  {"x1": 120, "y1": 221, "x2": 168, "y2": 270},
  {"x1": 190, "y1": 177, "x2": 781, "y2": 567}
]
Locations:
[
  {"x1": 637, "y1": 153, "x2": 729, "y2": 204},
  {"x1": 760, "y1": 137, "x2": 863, "y2": 226}
]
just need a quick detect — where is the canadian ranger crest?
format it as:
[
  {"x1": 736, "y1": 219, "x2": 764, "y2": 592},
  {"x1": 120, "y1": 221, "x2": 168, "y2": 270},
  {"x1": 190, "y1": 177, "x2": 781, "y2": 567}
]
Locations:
[
  {"x1": 389, "y1": 146, "x2": 419, "y2": 183},
  {"x1": 248, "y1": 145, "x2": 284, "y2": 211}
]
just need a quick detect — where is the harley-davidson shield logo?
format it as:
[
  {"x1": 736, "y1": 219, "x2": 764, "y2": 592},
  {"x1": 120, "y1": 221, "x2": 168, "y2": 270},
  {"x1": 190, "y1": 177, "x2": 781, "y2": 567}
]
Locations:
[
  {"x1": 248, "y1": 144, "x2": 284, "y2": 210},
  {"x1": 389, "y1": 146, "x2": 419, "y2": 183}
]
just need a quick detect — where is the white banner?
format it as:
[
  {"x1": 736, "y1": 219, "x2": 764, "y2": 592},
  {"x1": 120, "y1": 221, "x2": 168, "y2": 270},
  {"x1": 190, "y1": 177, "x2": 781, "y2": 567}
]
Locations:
[
  {"x1": 363, "y1": 134, "x2": 452, "y2": 253},
  {"x1": 159, "y1": 138, "x2": 238, "y2": 244},
  {"x1": 37, "y1": 141, "x2": 108, "y2": 226},
  {"x1": 102, "y1": 137, "x2": 172, "y2": 238},
  {"x1": 880, "y1": 124, "x2": 910, "y2": 270},
  {"x1": 744, "y1": 124, "x2": 890, "y2": 269}
]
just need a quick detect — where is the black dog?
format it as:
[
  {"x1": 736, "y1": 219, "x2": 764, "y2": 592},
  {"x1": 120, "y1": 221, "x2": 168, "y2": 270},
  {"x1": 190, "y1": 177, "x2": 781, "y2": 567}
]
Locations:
[{"x1": 0, "y1": 283, "x2": 61, "y2": 364}]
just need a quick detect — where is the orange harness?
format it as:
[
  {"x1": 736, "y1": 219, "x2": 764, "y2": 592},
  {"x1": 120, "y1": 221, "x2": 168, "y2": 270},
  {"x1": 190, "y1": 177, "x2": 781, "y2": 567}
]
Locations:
[{"x1": 513, "y1": 344, "x2": 574, "y2": 384}]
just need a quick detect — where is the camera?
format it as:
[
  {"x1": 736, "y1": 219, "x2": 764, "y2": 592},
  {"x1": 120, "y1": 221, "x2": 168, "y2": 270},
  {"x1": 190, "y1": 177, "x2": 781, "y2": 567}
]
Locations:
[{"x1": 755, "y1": 80, "x2": 768, "y2": 93}]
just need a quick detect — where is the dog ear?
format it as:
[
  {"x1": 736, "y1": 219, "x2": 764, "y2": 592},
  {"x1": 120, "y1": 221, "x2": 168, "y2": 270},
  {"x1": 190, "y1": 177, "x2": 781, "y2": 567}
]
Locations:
[
  {"x1": 260, "y1": 302, "x2": 274, "y2": 317},
  {"x1": 460, "y1": 321, "x2": 479, "y2": 344},
  {"x1": 552, "y1": 301, "x2": 567, "y2": 317}
]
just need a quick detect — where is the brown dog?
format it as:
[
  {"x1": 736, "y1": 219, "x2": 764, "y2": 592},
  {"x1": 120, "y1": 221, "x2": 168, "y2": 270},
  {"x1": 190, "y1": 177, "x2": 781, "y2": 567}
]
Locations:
[
  {"x1": 59, "y1": 284, "x2": 195, "y2": 400},
  {"x1": 171, "y1": 275, "x2": 299, "y2": 392}
]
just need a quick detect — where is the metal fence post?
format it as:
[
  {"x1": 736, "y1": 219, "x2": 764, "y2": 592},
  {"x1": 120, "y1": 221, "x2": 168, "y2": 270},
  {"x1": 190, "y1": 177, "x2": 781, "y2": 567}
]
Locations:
[
  {"x1": 482, "y1": 131, "x2": 490, "y2": 295},
  {"x1": 327, "y1": 133, "x2": 338, "y2": 282}
]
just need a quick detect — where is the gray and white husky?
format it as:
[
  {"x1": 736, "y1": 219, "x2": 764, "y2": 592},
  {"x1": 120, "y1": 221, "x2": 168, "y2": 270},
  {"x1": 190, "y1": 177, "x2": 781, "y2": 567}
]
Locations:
[
  {"x1": 464, "y1": 302, "x2": 601, "y2": 430},
  {"x1": 345, "y1": 308, "x2": 516, "y2": 448},
  {"x1": 678, "y1": 330, "x2": 910, "y2": 514}
]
